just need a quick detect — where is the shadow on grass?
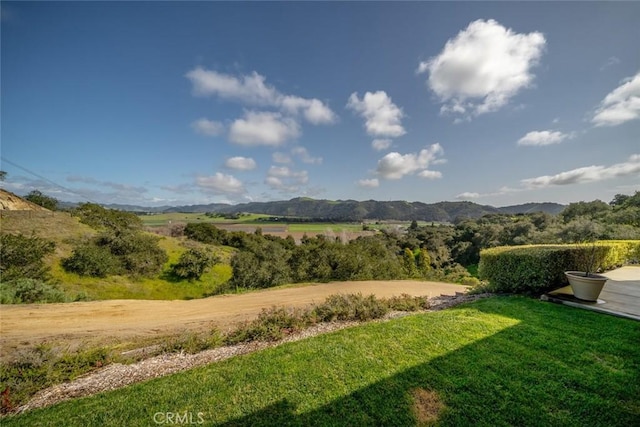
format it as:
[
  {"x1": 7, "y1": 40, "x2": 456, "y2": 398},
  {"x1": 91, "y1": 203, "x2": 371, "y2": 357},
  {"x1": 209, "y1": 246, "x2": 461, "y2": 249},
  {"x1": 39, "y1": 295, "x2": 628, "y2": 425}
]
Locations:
[{"x1": 221, "y1": 298, "x2": 640, "y2": 426}]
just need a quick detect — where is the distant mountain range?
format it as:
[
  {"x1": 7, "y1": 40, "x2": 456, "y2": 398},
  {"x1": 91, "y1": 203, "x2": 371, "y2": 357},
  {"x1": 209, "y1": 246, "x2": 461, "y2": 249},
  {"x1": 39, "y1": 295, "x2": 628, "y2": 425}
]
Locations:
[{"x1": 90, "y1": 198, "x2": 566, "y2": 222}]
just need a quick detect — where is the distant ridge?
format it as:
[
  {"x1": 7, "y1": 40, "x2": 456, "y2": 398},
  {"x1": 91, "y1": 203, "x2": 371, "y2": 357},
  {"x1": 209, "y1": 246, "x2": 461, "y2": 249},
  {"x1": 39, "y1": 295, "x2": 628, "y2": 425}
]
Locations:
[
  {"x1": 497, "y1": 202, "x2": 566, "y2": 215},
  {"x1": 154, "y1": 198, "x2": 564, "y2": 222},
  {"x1": 33, "y1": 196, "x2": 567, "y2": 222}
]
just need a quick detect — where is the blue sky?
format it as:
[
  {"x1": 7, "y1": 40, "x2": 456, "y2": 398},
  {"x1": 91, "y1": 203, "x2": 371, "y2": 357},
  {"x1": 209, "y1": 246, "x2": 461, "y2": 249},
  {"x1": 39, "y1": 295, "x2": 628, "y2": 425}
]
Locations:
[{"x1": 1, "y1": 2, "x2": 639, "y2": 207}]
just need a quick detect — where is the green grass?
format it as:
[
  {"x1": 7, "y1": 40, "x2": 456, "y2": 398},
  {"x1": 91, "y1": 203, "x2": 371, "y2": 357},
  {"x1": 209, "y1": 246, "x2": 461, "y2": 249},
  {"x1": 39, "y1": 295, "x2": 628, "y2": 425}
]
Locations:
[{"x1": 5, "y1": 297, "x2": 639, "y2": 426}]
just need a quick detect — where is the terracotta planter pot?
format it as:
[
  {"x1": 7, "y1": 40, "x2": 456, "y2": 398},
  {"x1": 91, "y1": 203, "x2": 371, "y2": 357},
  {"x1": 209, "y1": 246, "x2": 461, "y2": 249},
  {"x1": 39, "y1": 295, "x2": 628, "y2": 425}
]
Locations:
[{"x1": 564, "y1": 271, "x2": 608, "y2": 302}]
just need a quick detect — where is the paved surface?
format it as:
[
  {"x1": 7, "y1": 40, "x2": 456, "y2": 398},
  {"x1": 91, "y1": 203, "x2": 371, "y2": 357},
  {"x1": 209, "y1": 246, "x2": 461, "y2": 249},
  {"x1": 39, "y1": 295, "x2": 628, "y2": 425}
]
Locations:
[
  {"x1": 546, "y1": 266, "x2": 640, "y2": 321},
  {"x1": 0, "y1": 280, "x2": 466, "y2": 360}
]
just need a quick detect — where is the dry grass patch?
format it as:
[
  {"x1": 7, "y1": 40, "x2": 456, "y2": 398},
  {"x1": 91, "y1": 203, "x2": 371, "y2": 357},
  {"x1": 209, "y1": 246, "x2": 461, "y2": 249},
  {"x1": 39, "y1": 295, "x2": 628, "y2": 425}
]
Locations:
[{"x1": 411, "y1": 387, "x2": 445, "y2": 426}]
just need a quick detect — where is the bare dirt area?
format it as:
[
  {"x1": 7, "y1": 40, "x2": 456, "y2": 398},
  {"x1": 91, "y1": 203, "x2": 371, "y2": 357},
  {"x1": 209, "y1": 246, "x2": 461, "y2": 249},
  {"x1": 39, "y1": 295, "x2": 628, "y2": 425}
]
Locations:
[{"x1": 0, "y1": 280, "x2": 465, "y2": 360}]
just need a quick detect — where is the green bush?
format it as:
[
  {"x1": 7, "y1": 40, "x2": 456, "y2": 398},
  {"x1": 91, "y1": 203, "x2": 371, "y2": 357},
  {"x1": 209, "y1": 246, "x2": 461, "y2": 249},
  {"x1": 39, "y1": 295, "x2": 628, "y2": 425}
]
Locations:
[
  {"x1": 385, "y1": 294, "x2": 430, "y2": 311},
  {"x1": 61, "y1": 244, "x2": 120, "y2": 277},
  {"x1": 62, "y1": 231, "x2": 168, "y2": 278},
  {"x1": 0, "y1": 233, "x2": 55, "y2": 282},
  {"x1": 0, "y1": 279, "x2": 66, "y2": 304},
  {"x1": 171, "y1": 248, "x2": 218, "y2": 281},
  {"x1": 478, "y1": 240, "x2": 640, "y2": 294},
  {"x1": 311, "y1": 293, "x2": 389, "y2": 322},
  {"x1": 225, "y1": 306, "x2": 307, "y2": 344}
]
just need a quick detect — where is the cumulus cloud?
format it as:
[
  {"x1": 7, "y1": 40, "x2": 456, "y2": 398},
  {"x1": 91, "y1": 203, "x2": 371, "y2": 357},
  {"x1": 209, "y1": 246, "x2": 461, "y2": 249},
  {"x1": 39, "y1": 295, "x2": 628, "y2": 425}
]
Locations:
[
  {"x1": 196, "y1": 172, "x2": 245, "y2": 194},
  {"x1": 517, "y1": 130, "x2": 572, "y2": 146},
  {"x1": 281, "y1": 96, "x2": 337, "y2": 125},
  {"x1": 417, "y1": 19, "x2": 545, "y2": 117},
  {"x1": 521, "y1": 154, "x2": 640, "y2": 188},
  {"x1": 191, "y1": 118, "x2": 225, "y2": 136},
  {"x1": 591, "y1": 71, "x2": 640, "y2": 127},
  {"x1": 272, "y1": 152, "x2": 292, "y2": 164},
  {"x1": 371, "y1": 139, "x2": 392, "y2": 151},
  {"x1": 376, "y1": 143, "x2": 444, "y2": 180},
  {"x1": 185, "y1": 67, "x2": 336, "y2": 124},
  {"x1": 265, "y1": 166, "x2": 309, "y2": 192},
  {"x1": 347, "y1": 91, "x2": 406, "y2": 138},
  {"x1": 229, "y1": 111, "x2": 300, "y2": 146},
  {"x1": 417, "y1": 170, "x2": 443, "y2": 179},
  {"x1": 291, "y1": 146, "x2": 322, "y2": 164},
  {"x1": 456, "y1": 192, "x2": 481, "y2": 200},
  {"x1": 357, "y1": 178, "x2": 380, "y2": 188},
  {"x1": 224, "y1": 156, "x2": 257, "y2": 171}
]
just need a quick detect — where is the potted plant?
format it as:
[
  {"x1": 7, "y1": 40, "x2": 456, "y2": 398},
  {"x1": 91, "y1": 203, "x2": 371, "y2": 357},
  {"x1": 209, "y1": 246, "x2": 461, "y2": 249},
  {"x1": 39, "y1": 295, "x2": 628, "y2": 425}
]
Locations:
[{"x1": 564, "y1": 236, "x2": 608, "y2": 302}]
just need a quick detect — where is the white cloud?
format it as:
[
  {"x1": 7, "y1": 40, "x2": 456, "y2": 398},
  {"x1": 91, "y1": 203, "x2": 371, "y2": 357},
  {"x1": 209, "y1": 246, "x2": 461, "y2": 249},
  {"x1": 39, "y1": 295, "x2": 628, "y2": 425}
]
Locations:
[
  {"x1": 591, "y1": 71, "x2": 640, "y2": 127},
  {"x1": 291, "y1": 146, "x2": 322, "y2": 164},
  {"x1": 272, "y1": 152, "x2": 292, "y2": 164},
  {"x1": 196, "y1": 172, "x2": 245, "y2": 195},
  {"x1": 418, "y1": 19, "x2": 545, "y2": 117},
  {"x1": 265, "y1": 165, "x2": 309, "y2": 192},
  {"x1": 376, "y1": 143, "x2": 444, "y2": 180},
  {"x1": 357, "y1": 178, "x2": 380, "y2": 188},
  {"x1": 521, "y1": 154, "x2": 640, "y2": 188},
  {"x1": 281, "y1": 96, "x2": 337, "y2": 125},
  {"x1": 191, "y1": 118, "x2": 225, "y2": 136},
  {"x1": 229, "y1": 111, "x2": 300, "y2": 146},
  {"x1": 371, "y1": 139, "x2": 392, "y2": 151},
  {"x1": 346, "y1": 91, "x2": 406, "y2": 138},
  {"x1": 224, "y1": 156, "x2": 257, "y2": 171},
  {"x1": 186, "y1": 68, "x2": 278, "y2": 104},
  {"x1": 456, "y1": 192, "x2": 481, "y2": 200},
  {"x1": 517, "y1": 130, "x2": 572, "y2": 146},
  {"x1": 417, "y1": 170, "x2": 443, "y2": 179},
  {"x1": 185, "y1": 67, "x2": 336, "y2": 124},
  {"x1": 600, "y1": 56, "x2": 620, "y2": 71},
  {"x1": 455, "y1": 187, "x2": 520, "y2": 200}
]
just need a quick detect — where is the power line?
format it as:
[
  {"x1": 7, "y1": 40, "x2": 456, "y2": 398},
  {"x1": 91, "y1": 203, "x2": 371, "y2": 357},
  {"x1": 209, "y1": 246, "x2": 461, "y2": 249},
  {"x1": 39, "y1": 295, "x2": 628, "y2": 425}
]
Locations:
[{"x1": 0, "y1": 156, "x2": 99, "y2": 203}]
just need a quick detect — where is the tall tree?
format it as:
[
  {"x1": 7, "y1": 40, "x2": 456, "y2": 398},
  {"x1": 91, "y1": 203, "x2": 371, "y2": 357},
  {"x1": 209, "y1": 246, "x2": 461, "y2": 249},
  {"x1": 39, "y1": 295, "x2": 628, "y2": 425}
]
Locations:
[{"x1": 25, "y1": 190, "x2": 58, "y2": 210}]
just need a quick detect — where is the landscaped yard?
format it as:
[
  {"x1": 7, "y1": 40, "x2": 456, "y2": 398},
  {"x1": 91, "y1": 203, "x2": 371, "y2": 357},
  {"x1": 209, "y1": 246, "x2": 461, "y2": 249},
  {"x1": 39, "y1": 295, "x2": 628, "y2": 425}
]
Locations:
[{"x1": 4, "y1": 296, "x2": 639, "y2": 426}]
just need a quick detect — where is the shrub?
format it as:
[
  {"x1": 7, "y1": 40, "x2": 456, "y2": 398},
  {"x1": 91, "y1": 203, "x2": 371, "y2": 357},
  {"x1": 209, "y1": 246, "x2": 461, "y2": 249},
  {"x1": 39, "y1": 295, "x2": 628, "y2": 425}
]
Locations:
[
  {"x1": 311, "y1": 293, "x2": 389, "y2": 322},
  {"x1": 24, "y1": 190, "x2": 58, "y2": 211},
  {"x1": 386, "y1": 294, "x2": 430, "y2": 311},
  {"x1": 62, "y1": 244, "x2": 120, "y2": 277},
  {"x1": 184, "y1": 223, "x2": 227, "y2": 245},
  {"x1": 0, "y1": 345, "x2": 110, "y2": 413},
  {"x1": 0, "y1": 233, "x2": 55, "y2": 282},
  {"x1": 71, "y1": 203, "x2": 142, "y2": 231},
  {"x1": 62, "y1": 231, "x2": 168, "y2": 278},
  {"x1": 0, "y1": 279, "x2": 66, "y2": 304},
  {"x1": 171, "y1": 248, "x2": 218, "y2": 281},
  {"x1": 161, "y1": 330, "x2": 223, "y2": 354},
  {"x1": 478, "y1": 240, "x2": 640, "y2": 295},
  {"x1": 225, "y1": 306, "x2": 307, "y2": 344}
]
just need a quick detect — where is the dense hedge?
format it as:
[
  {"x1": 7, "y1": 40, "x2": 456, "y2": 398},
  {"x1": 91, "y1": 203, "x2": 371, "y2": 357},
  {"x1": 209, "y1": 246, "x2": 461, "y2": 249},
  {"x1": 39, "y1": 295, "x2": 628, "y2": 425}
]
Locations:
[{"x1": 478, "y1": 240, "x2": 640, "y2": 294}]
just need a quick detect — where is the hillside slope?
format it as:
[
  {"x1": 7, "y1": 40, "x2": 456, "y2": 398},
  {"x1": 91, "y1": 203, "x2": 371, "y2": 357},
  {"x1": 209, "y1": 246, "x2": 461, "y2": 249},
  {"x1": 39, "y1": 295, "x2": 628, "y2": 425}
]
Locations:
[{"x1": 0, "y1": 188, "x2": 49, "y2": 211}]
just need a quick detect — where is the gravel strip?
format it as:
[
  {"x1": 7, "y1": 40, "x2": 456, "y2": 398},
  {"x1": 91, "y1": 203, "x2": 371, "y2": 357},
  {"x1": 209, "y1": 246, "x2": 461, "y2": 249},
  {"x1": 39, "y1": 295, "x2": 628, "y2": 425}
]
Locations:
[{"x1": 16, "y1": 293, "x2": 490, "y2": 414}]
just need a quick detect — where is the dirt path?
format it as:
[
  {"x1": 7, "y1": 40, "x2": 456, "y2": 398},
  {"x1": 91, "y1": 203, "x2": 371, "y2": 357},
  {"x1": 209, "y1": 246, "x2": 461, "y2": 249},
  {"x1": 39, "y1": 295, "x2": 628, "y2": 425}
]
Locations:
[{"x1": 0, "y1": 280, "x2": 465, "y2": 359}]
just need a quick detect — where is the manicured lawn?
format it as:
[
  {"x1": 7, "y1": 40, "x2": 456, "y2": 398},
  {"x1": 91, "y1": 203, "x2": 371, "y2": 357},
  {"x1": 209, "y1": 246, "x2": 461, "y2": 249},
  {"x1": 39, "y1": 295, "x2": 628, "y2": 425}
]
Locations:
[{"x1": 4, "y1": 297, "x2": 639, "y2": 426}]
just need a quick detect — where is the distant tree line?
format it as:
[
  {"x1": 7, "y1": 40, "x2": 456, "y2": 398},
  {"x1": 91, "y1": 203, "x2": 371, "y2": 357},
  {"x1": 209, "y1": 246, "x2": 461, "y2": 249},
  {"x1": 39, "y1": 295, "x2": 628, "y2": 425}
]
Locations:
[{"x1": 182, "y1": 192, "x2": 639, "y2": 291}]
